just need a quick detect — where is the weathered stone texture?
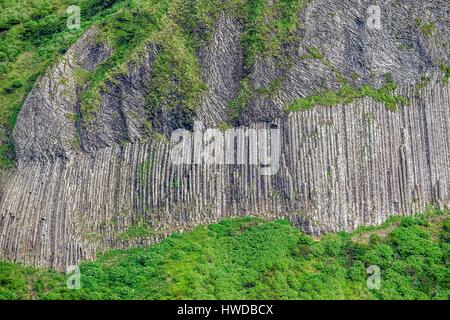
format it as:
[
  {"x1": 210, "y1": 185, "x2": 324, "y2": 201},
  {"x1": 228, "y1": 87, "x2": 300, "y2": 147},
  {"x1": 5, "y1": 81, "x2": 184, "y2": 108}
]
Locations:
[
  {"x1": 13, "y1": 27, "x2": 112, "y2": 162},
  {"x1": 196, "y1": 13, "x2": 244, "y2": 127},
  {"x1": 241, "y1": 0, "x2": 450, "y2": 124},
  {"x1": 1, "y1": 82, "x2": 449, "y2": 269},
  {"x1": 80, "y1": 44, "x2": 159, "y2": 154}
]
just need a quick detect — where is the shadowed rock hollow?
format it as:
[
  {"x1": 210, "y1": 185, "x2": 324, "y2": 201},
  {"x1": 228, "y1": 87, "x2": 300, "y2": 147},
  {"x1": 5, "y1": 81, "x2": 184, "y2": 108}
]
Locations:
[{"x1": 0, "y1": 0, "x2": 449, "y2": 269}]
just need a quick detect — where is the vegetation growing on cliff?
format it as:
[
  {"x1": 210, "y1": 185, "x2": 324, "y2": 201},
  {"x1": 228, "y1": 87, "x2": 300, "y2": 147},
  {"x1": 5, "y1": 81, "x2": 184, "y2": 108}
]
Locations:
[
  {"x1": 79, "y1": 0, "x2": 223, "y2": 124},
  {"x1": 0, "y1": 0, "x2": 125, "y2": 167},
  {"x1": 226, "y1": 0, "x2": 309, "y2": 123},
  {"x1": 0, "y1": 0, "x2": 308, "y2": 164},
  {"x1": 0, "y1": 0, "x2": 446, "y2": 167},
  {"x1": 0, "y1": 207, "x2": 448, "y2": 300},
  {"x1": 0, "y1": 0, "x2": 218, "y2": 165},
  {"x1": 440, "y1": 64, "x2": 450, "y2": 84},
  {"x1": 241, "y1": 0, "x2": 307, "y2": 70}
]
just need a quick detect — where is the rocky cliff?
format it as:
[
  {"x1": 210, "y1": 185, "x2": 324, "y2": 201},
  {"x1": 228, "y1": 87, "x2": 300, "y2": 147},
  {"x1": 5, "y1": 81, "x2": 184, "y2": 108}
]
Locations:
[{"x1": 0, "y1": 0, "x2": 449, "y2": 269}]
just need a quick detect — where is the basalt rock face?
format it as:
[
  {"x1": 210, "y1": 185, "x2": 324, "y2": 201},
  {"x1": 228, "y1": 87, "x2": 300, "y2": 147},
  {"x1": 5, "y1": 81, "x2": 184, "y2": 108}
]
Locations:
[
  {"x1": 240, "y1": 0, "x2": 450, "y2": 124},
  {"x1": 1, "y1": 0, "x2": 449, "y2": 269},
  {"x1": 196, "y1": 13, "x2": 244, "y2": 127},
  {"x1": 80, "y1": 43, "x2": 160, "y2": 154},
  {"x1": 1, "y1": 82, "x2": 449, "y2": 269}
]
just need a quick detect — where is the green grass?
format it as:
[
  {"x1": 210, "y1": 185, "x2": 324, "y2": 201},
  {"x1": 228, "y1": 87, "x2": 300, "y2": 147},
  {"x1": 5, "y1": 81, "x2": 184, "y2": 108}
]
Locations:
[
  {"x1": 226, "y1": 77, "x2": 253, "y2": 122},
  {"x1": 0, "y1": 207, "x2": 448, "y2": 300},
  {"x1": 241, "y1": 0, "x2": 307, "y2": 70},
  {"x1": 116, "y1": 221, "x2": 154, "y2": 241}
]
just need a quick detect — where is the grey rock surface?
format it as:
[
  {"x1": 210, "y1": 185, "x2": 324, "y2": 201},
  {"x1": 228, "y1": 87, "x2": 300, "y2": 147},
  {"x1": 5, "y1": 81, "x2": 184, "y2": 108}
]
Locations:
[
  {"x1": 240, "y1": 0, "x2": 450, "y2": 124},
  {"x1": 196, "y1": 13, "x2": 244, "y2": 127},
  {"x1": 13, "y1": 27, "x2": 112, "y2": 162}
]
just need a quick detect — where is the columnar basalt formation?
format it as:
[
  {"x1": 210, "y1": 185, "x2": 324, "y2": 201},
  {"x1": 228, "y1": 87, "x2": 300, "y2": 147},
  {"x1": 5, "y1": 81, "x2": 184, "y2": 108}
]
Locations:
[
  {"x1": 0, "y1": 0, "x2": 449, "y2": 269},
  {"x1": 13, "y1": 27, "x2": 112, "y2": 162},
  {"x1": 1, "y1": 81, "x2": 449, "y2": 270}
]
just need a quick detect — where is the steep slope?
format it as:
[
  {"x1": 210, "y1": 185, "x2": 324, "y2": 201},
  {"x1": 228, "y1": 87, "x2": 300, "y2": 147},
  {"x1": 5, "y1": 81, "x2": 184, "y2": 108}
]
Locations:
[{"x1": 0, "y1": 0, "x2": 449, "y2": 269}]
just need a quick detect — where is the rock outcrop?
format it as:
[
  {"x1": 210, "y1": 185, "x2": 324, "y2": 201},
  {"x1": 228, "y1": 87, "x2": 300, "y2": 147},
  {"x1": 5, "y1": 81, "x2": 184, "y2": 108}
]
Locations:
[{"x1": 0, "y1": 0, "x2": 449, "y2": 269}]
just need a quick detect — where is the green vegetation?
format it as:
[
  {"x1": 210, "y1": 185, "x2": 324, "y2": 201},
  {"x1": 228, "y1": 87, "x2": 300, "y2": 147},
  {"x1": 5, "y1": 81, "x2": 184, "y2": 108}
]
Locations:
[
  {"x1": 226, "y1": 76, "x2": 283, "y2": 122},
  {"x1": 414, "y1": 75, "x2": 432, "y2": 97},
  {"x1": 226, "y1": 78, "x2": 253, "y2": 121},
  {"x1": 440, "y1": 64, "x2": 450, "y2": 84},
  {"x1": 287, "y1": 78, "x2": 408, "y2": 112},
  {"x1": 302, "y1": 46, "x2": 323, "y2": 60},
  {"x1": 417, "y1": 19, "x2": 436, "y2": 38},
  {"x1": 0, "y1": 207, "x2": 448, "y2": 300},
  {"x1": 218, "y1": 122, "x2": 234, "y2": 132},
  {"x1": 116, "y1": 221, "x2": 154, "y2": 241},
  {"x1": 241, "y1": 0, "x2": 307, "y2": 69},
  {"x1": 144, "y1": 17, "x2": 207, "y2": 131},
  {"x1": 79, "y1": 0, "x2": 224, "y2": 123},
  {"x1": 416, "y1": 75, "x2": 431, "y2": 89},
  {"x1": 288, "y1": 49, "x2": 408, "y2": 113}
]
